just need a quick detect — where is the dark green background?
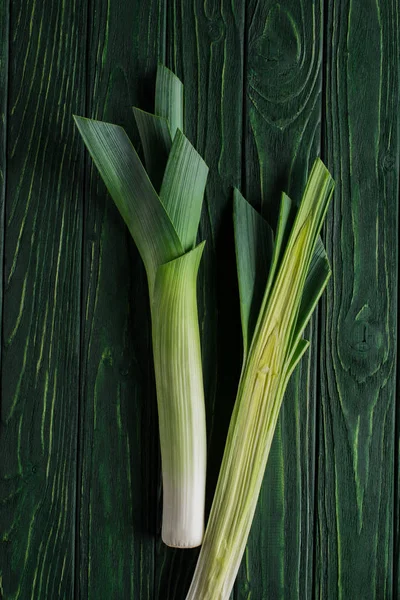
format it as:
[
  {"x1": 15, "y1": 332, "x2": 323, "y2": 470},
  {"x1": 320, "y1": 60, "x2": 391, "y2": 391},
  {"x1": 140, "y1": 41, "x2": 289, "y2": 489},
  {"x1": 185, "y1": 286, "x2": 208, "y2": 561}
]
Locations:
[{"x1": 0, "y1": 0, "x2": 398, "y2": 598}]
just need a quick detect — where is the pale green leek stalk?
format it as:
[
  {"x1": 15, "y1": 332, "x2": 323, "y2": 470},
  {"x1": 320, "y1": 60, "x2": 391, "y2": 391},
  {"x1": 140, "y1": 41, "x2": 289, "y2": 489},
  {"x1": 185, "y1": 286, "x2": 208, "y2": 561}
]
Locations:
[
  {"x1": 152, "y1": 243, "x2": 206, "y2": 546},
  {"x1": 74, "y1": 65, "x2": 208, "y2": 547},
  {"x1": 186, "y1": 159, "x2": 334, "y2": 597}
]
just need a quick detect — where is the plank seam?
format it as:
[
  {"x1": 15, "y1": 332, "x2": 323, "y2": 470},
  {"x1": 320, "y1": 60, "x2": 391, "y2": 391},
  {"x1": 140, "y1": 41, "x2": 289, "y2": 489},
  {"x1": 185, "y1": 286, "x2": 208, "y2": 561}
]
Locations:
[
  {"x1": 236, "y1": 2, "x2": 248, "y2": 598},
  {"x1": 155, "y1": 1, "x2": 169, "y2": 596},
  {"x1": 395, "y1": 225, "x2": 400, "y2": 592},
  {"x1": 240, "y1": 1, "x2": 251, "y2": 204},
  {"x1": 73, "y1": 0, "x2": 91, "y2": 597},
  {"x1": 394, "y1": 191, "x2": 399, "y2": 598},
  {"x1": 393, "y1": 0, "x2": 400, "y2": 588},
  {"x1": 312, "y1": 0, "x2": 329, "y2": 598},
  {"x1": 0, "y1": 0, "x2": 10, "y2": 415}
]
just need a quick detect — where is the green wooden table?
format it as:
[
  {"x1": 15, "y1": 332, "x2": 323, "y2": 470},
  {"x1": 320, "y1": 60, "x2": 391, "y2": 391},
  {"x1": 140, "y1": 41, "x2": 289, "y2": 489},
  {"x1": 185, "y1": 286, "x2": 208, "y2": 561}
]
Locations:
[{"x1": 0, "y1": 1, "x2": 398, "y2": 598}]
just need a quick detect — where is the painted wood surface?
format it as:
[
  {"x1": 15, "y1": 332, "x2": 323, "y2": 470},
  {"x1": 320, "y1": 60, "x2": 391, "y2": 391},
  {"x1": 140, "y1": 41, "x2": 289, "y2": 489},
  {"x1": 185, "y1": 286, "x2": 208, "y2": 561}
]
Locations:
[
  {"x1": 0, "y1": 0, "x2": 86, "y2": 597},
  {"x1": 237, "y1": 2, "x2": 324, "y2": 597},
  {"x1": 77, "y1": 2, "x2": 167, "y2": 599},
  {"x1": 318, "y1": 1, "x2": 399, "y2": 598},
  {"x1": 0, "y1": 1, "x2": 398, "y2": 599}
]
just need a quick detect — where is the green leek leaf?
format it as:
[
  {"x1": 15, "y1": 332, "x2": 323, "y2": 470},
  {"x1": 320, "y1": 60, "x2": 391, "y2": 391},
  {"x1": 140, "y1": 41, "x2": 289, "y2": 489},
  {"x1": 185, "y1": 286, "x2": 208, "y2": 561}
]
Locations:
[
  {"x1": 155, "y1": 63, "x2": 184, "y2": 140},
  {"x1": 257, "y1": 192, "x2": 293, "y2": 316},
  {"x1": 288, "y1": 236, "x2": 331, "y2": 360},
  {"x1": 160, "y1": 129, "x2": 208, "y2": 252},
  {"x1": 132, "y1": 107, "x2": 172, "y2": 191},
  {"x1": 284, "y1": 338, "x2": 310, "y2": 383},
  {"x1": 233, "y1": 188, "x2": 273, "y2": 360},
  {"x1": 73, "y1": 115, "x2": 183, "y2": 295}
]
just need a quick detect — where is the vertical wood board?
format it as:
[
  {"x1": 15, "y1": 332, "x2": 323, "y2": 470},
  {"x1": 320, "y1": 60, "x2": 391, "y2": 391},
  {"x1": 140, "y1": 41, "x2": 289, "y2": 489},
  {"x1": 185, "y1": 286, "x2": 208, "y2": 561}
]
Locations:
[
  {"x1": 77, "y1": 1, "x2": 167, "y2": 598},
  {"x1": 0, "y1": 0, "x2": 86, "y2": 596},
  {"x1": 317, "y1": 0, "x2": 399, "y2": 598},
  {"x1": 237, "y1": 1, "x2": 324, "y2": 598}
]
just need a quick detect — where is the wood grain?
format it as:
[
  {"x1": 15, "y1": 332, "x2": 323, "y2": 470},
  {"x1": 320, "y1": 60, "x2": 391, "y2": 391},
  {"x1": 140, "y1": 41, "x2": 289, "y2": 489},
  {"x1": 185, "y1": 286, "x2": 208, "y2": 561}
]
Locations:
[
  {"x1": 397, "y1": 412, "x2": 400, "y2": 598},
  {"x1": 0, "y1": 0, "x2": 86, "y2": 596},
  {"x1": 317, "y1": 0, "x2": 399, "y2": 598},
  {"x1": 0, "y1": 5, "x2": 7, "y2": 594},
  {"x1": 77, "y1": 1, "x2": 167, "y2": 599},
  {"x1": 0, "y1": 0, "x2": 8, "y2": 375},
  {"x1": 0, "y1": 1, "x2": 398, "y2": 598},
  {"x1": 236, "y1": 2, "x2": 324, "y2": 598},
  {"x1": 159, "y1": 1, "x2": 245, "y2": 598}
]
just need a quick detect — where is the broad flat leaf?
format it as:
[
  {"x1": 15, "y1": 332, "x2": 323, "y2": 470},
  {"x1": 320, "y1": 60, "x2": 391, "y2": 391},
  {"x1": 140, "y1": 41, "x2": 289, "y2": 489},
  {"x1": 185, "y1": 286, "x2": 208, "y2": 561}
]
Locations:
[
  {"x1": 260, "y1": 192, "x2": 293, "y2": 310},
  {"x1": 73, "y1": 116, "x2": 183, "y2": 295},
  {"x1": 286, "y1": 237, "x2": 331, "y2": 364},
  {"x1": 160, "y1": 129, "x2": 208, "y2": 252},
  {"x1": 265, "y1": 192, "x2": 292, "y2": 292},
  {"x1": 155, "y1": 63, "x2": 184, "y2": 140},
  {"x1": 279, "y1": 161, "x2": 333, "y2": 363},
  {"x1": 250, "y1": 192, "x2": 293, "y2": 346},
  {"x1": 233, "y1": 188, "x2": 273, "y2": 359},
  {"x1": 283, "y1": 338, "x2": 310, "y2": 384},
  {"x1": 296, "y1": 237, "x2": 331, "y2": 335},
  {"x1": 251, "y1": 161, "x2": 334, "y2": 372},
  {"x1": 133, "y1": 107, "x2": 172, "y2": 191},
  {"x1": 290, "y1": 159, "x2": 334, "y2": 243}
]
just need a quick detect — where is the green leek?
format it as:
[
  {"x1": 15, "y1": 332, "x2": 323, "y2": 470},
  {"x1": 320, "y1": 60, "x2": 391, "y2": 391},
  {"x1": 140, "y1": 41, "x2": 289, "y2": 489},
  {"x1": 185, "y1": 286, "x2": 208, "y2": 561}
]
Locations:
[
  {"x1": 186, "y1": 158, "x2": 334, "y2": 597},
  {"x1": 74, "y1": 65, "x2": 208, "y2": 548}
]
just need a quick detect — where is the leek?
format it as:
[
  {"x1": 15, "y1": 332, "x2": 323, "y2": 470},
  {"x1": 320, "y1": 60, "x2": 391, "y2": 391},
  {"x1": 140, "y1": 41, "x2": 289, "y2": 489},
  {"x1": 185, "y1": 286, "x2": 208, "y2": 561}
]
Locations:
[
  {"x1": 186, "y1": 158, "x2": 334, "y2": 597},
  {"x1": 74, "y1": 65, "x2": 208, "y2": 548}
]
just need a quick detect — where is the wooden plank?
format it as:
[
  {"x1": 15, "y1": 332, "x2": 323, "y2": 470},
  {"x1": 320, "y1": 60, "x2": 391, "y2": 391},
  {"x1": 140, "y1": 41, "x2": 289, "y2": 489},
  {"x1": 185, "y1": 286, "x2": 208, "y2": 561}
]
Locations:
[
  {"x1": 0, "y1": 0, "x2": 8, "y2": 366},
  {"x1": 0, "y1": 0, "x2": 86, "y2": 596},
  {"x1": 156, "y1": 1, "x2": 245, "y2": 598},
  {"x1": 317, "y1": 0, "x2": 399, "y2": 598},
  {"x1": 397, "y1": 411, "x2": 400, "y2": 598},
  {"x1": 77, "y1": 1, "x2": 167, "y2": 598},
  {"x1": 237, "y1": 2, "x2": 324, "y2": 598},
  {"x1": 0, "y1": 0, "x2": 7, "y2": 586}
]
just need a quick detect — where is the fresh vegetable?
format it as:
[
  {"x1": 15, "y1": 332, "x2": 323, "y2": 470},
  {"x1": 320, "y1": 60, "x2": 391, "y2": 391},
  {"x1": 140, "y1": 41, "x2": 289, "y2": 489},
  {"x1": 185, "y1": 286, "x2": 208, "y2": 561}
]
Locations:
[
  {"x1": 186, "y1": 159, "x2": 334, "y2": 598},
  {"x1": 73, "y1": 65, "x2": 208, "y2": 548}
]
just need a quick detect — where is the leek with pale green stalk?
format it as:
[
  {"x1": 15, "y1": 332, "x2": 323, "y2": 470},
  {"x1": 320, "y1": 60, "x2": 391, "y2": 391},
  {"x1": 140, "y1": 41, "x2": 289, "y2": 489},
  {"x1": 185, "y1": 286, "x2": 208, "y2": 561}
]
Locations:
[
  {"x1": 186, "y1": 159, "x2": 334, "y2": 598},
  {"x1": 73, "y1": 65, "x2": 208, "y2": 548}
]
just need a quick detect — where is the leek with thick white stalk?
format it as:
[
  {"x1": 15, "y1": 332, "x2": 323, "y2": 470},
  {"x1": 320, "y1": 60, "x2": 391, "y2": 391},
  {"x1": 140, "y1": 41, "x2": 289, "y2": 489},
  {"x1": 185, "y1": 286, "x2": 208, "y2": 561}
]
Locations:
[
  {"x1": 74, "y1": 65, "x2": 208, "y2": 548},
  {"x1": 186, "y1": 159, "x2": 334, "y2": 598}
]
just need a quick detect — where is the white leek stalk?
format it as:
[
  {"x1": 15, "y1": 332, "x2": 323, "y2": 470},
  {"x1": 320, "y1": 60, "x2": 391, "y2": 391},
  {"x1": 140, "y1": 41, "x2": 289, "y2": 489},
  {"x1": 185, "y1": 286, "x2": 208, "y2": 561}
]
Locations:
[
  {"x1": 74, "y1": 65, "x2": 208, "y2": 547},
  {"x1": 186, "y1": 159, "x2": 334, "y2": 596},
  {"x1": 152, "y1": 243, "x2": 206, "y2": 546}
]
